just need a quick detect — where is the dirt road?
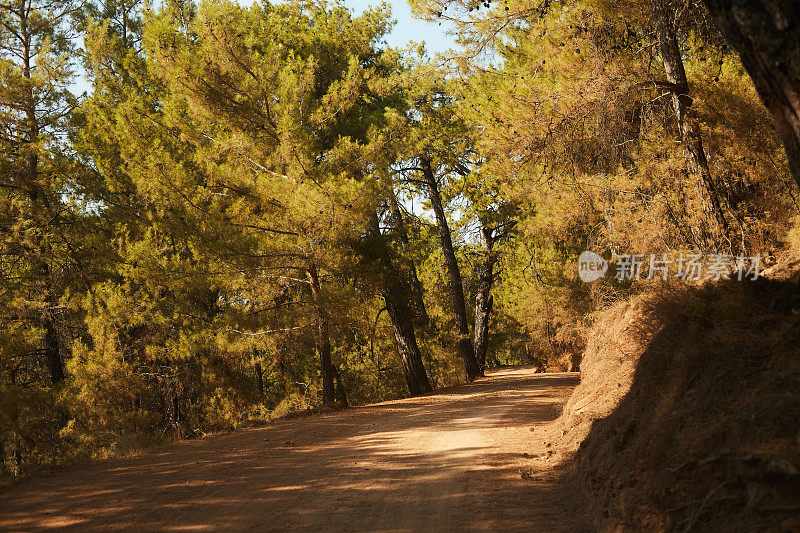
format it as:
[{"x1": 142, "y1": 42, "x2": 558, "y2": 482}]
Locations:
[{"x1": 0, "y1": 368, "x2": 590, "y2": 532}]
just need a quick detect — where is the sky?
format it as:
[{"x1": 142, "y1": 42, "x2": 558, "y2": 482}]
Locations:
[{"x1": 342, "y1": 0, "x2": 457, "y2": 56}]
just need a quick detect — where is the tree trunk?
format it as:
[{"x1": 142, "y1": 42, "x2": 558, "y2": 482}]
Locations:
[
  {"x1": 420, "y1": 157, "x2": 481, "y2": 382},
  {"x1": 367, "y1": 213, "x2": 433, "y2": 396},
  {"x1": 33, "y1": 158, "x2": 64, "y2": 387},
  {"x1": 43, "y1": 318, "x2": 64, "y2": 384},
  {"x1": 653, "y1": 1, "x2": 731, "y2": 244},
  {"x1": 384, "y1": 277, "x2": 434, "y2": 396},
  {"x1": 702, "y1": 1, "x2": 800, "y2": 186},
  {"x1": 473, "y1": 226, "x2": 496, "y2": 375},
  {"x1": 172, "y1": 394, "x2": 182, "y2": 439},
  {"x1": 19, "y1": 7, "x2": 65, "y2": 385},
  {"x1": 388, "y1": 190, "x2": 430, "y2": 328},
  {"x1": 254, "y1": 360, "x2": 264, "y2": 397},
  {"x1": 332, "y1": 365, "x2": 348, "y2": 406},
  {"x1": 306, "y1": 264, "x2": 338, "y2": 406}
]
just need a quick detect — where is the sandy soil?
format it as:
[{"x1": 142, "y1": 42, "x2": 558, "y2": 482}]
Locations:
[{"x1": 0, "y1": 367, "x2": 591, "y2": 532}]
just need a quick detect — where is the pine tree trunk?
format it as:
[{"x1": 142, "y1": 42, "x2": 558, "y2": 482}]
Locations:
[
  {"x1": 420, "y1": 157, "x2": 481, "y2": 382},
  {"x1": 254, "y1": 360, "x2": 264, "y2": 397},
  {"x1": 306, "y1": 264, "x2": 338, "y2": 406},
  {"x1": 367, "y1": 213, "x2": 433, "y2": 396},
  {"x1": 473, "y1": 226, "x2": 496, "y2": 375},
  {"x1": 332, "y1": 365, "x2": 348, "y2": 406},
  {"x1": 388, "y1": 190, "x2": 430, "y2": 328},
  {"x1": 702, "y1": 0, "x2": 800, "y2": 186},
  {"x1": 172, "y1": 394, "x2": 182, "y2": 439},
  {"x1": 20, "y1": 8, "x2": 65, "y2": 385},
  {"x1": 33, "y1": 156, "x2": 64, "y2": 387},
  {"x1": 384, "y1": 277, "x2": 434, "y2": 396},
  {"x1": 653, "y1": 1, "x2": 730, "y2": 243},
  {"x1": 41, "y1": 257, "x2": 64, "y2": 384},
  {"x1": 43, "y1": 318, "x2": 64, "y2": 384},
  {"x1": 473, "y1": 291, "x2": 493, "y2": 373}
]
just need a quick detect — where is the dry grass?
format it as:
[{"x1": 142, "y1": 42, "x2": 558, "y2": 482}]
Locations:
[{"x1": 555, "y1": 254, "x2": 800, "y2": 531}]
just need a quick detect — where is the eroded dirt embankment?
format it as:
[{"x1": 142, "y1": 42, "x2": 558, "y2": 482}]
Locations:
[
  {"x1": 0, "y1": 368, "x2": 590, "y2": 532},
  {"x1": 554, "y1": 256, "x2": 800, "y2": 531}
]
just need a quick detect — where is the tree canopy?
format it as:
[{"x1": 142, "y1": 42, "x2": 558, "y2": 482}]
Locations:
[{"x1": 1, "y1": 0, "x2": 797, "y2": 482}]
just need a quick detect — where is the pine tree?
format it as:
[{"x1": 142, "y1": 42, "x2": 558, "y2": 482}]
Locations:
[{"x1": 0, "y1": 0, "x2": 78, "y2": 384}]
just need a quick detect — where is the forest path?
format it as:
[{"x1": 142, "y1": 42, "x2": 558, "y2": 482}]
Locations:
[{"x1": 0, "y1": 367, "x2": 591, "y2": 532}]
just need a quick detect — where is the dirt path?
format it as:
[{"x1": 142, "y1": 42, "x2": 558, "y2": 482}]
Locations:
[{"x1": 0, "y1": 367, "x2": 591, "y2": 532}]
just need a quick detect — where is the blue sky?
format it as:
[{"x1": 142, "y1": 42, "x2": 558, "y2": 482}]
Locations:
[{"x1": 342, "y1": 0, "x2": 457, "y2": 56}]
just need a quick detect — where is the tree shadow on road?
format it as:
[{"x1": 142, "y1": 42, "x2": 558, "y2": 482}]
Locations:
[{"x1": 0, "y1": 368, "x2": 591, "y2": 532}]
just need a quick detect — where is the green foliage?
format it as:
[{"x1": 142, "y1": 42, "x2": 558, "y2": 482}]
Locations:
[
  {"x1": 418, "y1": 0, "x2": 797, "y2": 363},
  {"x1": 1, "y1": 0, "x2": 798, "y2": 485}
]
